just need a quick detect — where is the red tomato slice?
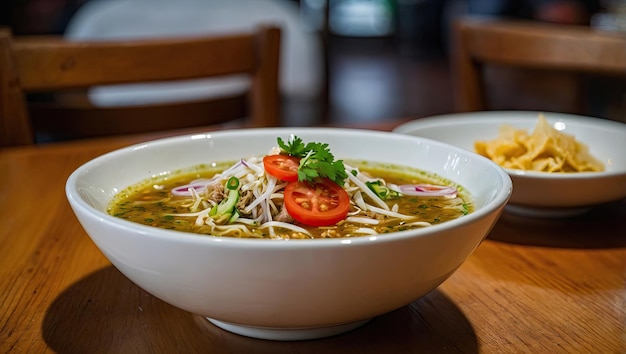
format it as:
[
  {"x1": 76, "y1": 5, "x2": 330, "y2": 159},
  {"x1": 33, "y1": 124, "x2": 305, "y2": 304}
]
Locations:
[
  {"x1": 263, "y1": 155, "x2": 300, "y2": 182},
  {"x1": 284, "y1": 179, "x2": 350, "y2": 227}
]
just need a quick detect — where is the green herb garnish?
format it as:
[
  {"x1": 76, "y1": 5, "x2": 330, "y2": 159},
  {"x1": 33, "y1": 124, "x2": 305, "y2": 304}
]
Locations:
[{"x1": 277, "y1": 136, "x2": 348, "y2": 185}]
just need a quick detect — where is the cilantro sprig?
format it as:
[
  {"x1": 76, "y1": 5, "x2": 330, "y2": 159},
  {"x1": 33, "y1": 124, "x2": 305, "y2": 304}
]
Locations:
[{"x1": 277, "y1": 136, "x2": 348, "y2": 185}]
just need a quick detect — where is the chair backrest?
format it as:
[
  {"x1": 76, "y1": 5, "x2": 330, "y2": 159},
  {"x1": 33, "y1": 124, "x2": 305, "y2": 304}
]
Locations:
[
  {"x1": 0, "y1": 25, "x2": 281, "y2": 146},
  {"x1": 452, "y1": 17, "x2": 626, "y2": 113}
]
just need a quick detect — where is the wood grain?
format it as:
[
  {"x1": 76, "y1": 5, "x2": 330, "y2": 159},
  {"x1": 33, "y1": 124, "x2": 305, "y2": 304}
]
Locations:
[{"x1": 1, "y1": 123, "x2": 624, "y2": 353}]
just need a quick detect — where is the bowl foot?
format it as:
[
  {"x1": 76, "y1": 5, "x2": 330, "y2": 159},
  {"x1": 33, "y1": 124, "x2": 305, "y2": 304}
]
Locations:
[{"x1": 206, "y1": 317, "x2": 371, "y2": 341}]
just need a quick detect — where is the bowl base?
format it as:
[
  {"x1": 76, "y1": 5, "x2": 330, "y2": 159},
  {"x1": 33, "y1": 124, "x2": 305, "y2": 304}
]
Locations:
[
  {"x1": 207, "y1": 317, "x2": 371, "y2": 341},
  {"x1": 505, "y1": 204, "x2": 591, "y2": 218}
]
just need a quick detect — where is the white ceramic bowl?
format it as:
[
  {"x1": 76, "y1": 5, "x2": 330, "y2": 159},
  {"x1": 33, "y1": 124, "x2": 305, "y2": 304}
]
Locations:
[
  {"x1": 394, "y1": 111, "x2": 626, "y2": 217},
  {"x1": 66, "y1": 128, "x2": 511, "y2": 340}
]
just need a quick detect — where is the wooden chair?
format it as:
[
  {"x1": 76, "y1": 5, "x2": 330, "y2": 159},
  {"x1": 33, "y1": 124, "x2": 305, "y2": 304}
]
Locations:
[
  {"x1": 452, "y1": 17, "x2": 626, "y2": 115},
  {"x1": 0, "y1": 25, "x2": 281, "y2": 146}
]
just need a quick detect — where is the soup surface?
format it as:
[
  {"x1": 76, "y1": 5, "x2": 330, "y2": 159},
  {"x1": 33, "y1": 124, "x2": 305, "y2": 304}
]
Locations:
[{"x1": 108, "y1": 159, "x2": 472, "y2": 239}]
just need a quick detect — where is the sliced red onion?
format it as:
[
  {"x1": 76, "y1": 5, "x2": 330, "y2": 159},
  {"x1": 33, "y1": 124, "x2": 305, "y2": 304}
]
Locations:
[
  {"x1": 171, "y1": 180, "x2": 211, "y2": 196},
  {"x1": 171, "y1": 160, "x2": 249, "y2": 197},
  {"x1": 241, "y1": 158, "x2": 263, "y2": 173},
  {"x1": 219, "y1": 160, "x2": 245, "y2": 176},
  {"x1": 389, "y1": 184, "x2": 457, "y2": 197}
]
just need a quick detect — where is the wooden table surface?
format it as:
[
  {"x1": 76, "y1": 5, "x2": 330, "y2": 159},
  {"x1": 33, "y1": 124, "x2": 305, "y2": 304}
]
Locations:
[{"x1": 1, "y1": 122, "x2": 624, "y2": 353}]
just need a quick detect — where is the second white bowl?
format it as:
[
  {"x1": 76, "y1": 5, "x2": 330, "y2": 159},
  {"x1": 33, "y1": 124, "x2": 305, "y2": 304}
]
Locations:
[{"x1": 394, "y1": 111, "x2": 626, "y2": 216}]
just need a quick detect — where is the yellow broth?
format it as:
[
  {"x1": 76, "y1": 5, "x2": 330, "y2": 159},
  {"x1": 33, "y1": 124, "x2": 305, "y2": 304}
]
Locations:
[{"x1": 108, "y1": 161, "x2": 472, "y2": 239}]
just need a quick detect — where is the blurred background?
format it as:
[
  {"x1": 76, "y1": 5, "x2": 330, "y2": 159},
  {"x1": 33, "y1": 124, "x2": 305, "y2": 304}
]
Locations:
[{"x1": 2, "y1": 0, "x2": 625, "y2": 127}]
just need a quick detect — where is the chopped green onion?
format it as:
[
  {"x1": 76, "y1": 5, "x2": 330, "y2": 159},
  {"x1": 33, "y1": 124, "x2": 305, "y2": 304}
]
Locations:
[
  {"x1": 366, "y1": 180, "x2": 399, "y2": 200},
  {"x1": 228, "y1": 210, "x2": 240, "y2": 224},
  {"x1": 226, "y1": 176, "x2": 239, "y2": 190}
]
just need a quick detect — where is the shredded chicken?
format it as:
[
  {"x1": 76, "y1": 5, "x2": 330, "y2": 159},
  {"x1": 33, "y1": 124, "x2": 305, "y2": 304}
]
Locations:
[
  {"x1": 209, "y1": 183, "x2": 226, "y2": 203},
  {"x1": 236, "y1": 190, "x2": 254, "y2": 212},
  {"x1": 273, "y1": 205, "x2": 294, "y2": 223}
]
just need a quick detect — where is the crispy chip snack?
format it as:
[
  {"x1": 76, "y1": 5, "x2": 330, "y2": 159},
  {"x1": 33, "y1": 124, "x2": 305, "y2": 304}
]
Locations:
[{"x1": 474, "y1": 115, "x2": 604, "y2": 172}]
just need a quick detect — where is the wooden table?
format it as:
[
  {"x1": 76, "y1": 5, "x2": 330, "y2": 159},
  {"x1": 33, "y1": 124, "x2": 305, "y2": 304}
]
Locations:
[{"x1": 1, "y1": 123, "x2": 624, "y2": 353}]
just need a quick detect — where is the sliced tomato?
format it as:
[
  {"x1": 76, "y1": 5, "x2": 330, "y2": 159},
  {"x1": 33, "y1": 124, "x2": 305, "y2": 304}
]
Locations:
[
  {"x1": 263, "y1": 155, "x2": 300, "y2": 182},
  {"x1": 284, "y1": 179, "x2": 350, "y2": 227}
]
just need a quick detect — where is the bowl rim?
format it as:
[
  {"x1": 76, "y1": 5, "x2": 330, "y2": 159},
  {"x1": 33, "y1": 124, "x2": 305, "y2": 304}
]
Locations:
[
  {"x1": 66, "y1": 127, "x2": 512, "y2": 248},
  {"x1": 393, "y1": 110, "x2": 626, "y2": 179}
]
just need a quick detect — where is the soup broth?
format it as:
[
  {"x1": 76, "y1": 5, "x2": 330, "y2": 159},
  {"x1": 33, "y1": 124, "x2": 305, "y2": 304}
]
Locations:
[{"x1": 108, "y1": 160, "x2": 472, "y2": 239}]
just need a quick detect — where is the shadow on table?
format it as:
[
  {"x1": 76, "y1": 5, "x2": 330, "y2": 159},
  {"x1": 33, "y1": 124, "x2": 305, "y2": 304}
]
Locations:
[
  {"x1": 42, "y1": 266, "x2": 478, "y2": 354},
  {"x1": 488, "y1": 199, "x2": 626, "y2": 249}
]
